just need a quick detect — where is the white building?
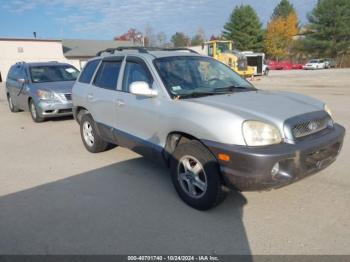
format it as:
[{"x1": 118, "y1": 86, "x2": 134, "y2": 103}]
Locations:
[{"x1": 0, "y1": 37, "x2": 133, "y2": 82}]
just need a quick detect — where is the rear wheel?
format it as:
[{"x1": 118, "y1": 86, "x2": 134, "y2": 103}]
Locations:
[
  {"x1": 29, "y1": 99, "x2": 44, "y2": 122},
  {"x1": 170, "y1": 140, "x2": 227, "y2": 210},
  {"x1": 7, "y1": 94, "x2": 19, "y2": 112},
  {"x1": 80, "y1": 114, "x2": 109, "y2": 153}
]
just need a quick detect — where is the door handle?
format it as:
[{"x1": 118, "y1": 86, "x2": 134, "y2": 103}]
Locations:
[
  {"x1": 116, "y1": 99, "x2": 125, "y2": 107},
  {"x1": 87, "y1": 93, "x2": 93, "y2": 101}
]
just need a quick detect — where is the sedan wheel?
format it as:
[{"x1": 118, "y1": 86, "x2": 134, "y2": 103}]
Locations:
[
  {"x1": 29, "y1": 100, "x2": 44, "y2": 122},
  {"x1": 7, "y1": 94, "x2": 19, "y2": 112}
]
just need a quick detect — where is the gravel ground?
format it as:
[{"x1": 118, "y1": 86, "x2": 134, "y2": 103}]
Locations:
[{"x1": 0, "y1": 68, "x2": 349, "y2": 255}]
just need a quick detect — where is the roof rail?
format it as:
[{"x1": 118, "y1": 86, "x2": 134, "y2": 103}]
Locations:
[
  {"x1": 162, "y1": 48, "x2": 199, "y2": 54},
  {"x1": 96, "y1": 46, "x2": 147, "y2": 56},
  {"x1": 96, "y1": 46, "x2": 199, "y2": 56}
]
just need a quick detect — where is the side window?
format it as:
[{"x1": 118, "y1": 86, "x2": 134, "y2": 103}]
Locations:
[
  {"x1": 79, "y1": 59, "x2": 100, "y2": 84},
  {"x1": 7, "y1": 67, "x2": 16, "y2": 80},
  {"x1": 8, "y1": 66, "x2": 21, "y2": 80},
  {"x1": 93, "y1": 61, "x2": 121, "y2": 90},
  {"x1": 18, "y1": 67, "x2": 27, "y2": 79},
  {"x1": 122, "y1": 61, "x2": 153, "y2": 92}
]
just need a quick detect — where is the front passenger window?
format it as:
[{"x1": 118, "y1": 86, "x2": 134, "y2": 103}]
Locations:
[{"x1": 122, "y1": 62, "x2": 152, "y2": 92}]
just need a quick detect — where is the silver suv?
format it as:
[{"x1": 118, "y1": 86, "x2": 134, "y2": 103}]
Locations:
[{"x1": 72, "y1": 47, "x2": 345, "y2": 210}]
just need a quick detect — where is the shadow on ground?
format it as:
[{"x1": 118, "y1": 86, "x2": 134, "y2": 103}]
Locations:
[{"x1": 0, "y1": 157, "x2": 250, "y2": 255}]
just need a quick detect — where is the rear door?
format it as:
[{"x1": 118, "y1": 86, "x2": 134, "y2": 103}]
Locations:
[
  {"x1": 88, "y1": 56, "x2": 124, "y2": 142},
  {"x1": 17, "y1": 66, "x2": 30, "y2": 109}
]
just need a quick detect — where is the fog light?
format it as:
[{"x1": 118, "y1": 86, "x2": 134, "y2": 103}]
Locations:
[{"x1": 271, "y1": 162, "x2": 280, "y2": 176}]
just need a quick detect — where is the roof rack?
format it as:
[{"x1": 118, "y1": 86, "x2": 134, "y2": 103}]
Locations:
[
  {"x1": 96, "y1": 46, "x2": 198, "y2": 56},
  {"x1": 164, "y1": 48, "x2": 198, "y2": 54}
]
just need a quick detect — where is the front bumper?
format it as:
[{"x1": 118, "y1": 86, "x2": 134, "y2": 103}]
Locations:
[
  {"x1": 203, "y1": 124, "x2": 345, "y2": 191},
  {"x1": 37, "y1": 100, "x2": 73, "y2": 117},
  {"x1": 303, "y1": 65, "x2": 317, "y2": 70}
]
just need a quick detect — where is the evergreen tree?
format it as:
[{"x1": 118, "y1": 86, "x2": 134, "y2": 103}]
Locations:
[
  {"x1": 303, "y1": 0, "x2": 350, "y2": 58},
  {"x1": 222, "y1": 5, "x2": 263, "y2": 51},
  {"x1": 271, "y1": 0, "x2": 295, "y2": 19}
]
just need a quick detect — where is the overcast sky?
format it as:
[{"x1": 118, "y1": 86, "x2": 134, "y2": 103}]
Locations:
[{"x1": 0, "y1": 0, "x2": 317, "y2": 40}]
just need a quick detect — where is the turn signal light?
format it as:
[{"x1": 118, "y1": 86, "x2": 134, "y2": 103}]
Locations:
[{"x1": 218, "y1": 153, "x2": 230, "y2": 162}]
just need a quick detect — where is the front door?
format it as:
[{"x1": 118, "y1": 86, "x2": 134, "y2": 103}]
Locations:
[{"x1": 114, "y1": 56, "x2": 160, "y2": 157}]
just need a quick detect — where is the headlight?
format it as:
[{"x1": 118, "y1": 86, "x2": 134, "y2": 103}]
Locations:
[
  {"x1": 37, "y1": 90, "x2": 57, "y2": 101},
  {"x1": 242, "y1": 121, "x2": 282, "y2": 146},
  {"x1": 324, "y1": 104, "x2": 332, "y2": 118}
]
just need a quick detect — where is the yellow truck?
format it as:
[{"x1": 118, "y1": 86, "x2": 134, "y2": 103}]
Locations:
[{"x1": 203, "y1": 40, "x2": 255, "y2": 78}]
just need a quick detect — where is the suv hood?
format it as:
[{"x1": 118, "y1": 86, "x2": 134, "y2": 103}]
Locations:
[
  {"x1": 189, "y1": 90, "x2": 324, "y2": 124},
  {"x1": 32, "y1": 81, "x2": 75, "y2": 93}
]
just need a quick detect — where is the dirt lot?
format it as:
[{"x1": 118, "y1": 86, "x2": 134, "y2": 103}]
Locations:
[{"x1": 0, "y1": 69, "x2": 349, "y2": 255}]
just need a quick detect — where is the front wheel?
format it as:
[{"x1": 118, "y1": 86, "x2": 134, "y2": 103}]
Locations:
[
  {"x1": 170, "y1": 140, "x2": 227, "y2": 210},
  {"x1": 29, "y1": 99, "x2": 44, "y2": 122}
]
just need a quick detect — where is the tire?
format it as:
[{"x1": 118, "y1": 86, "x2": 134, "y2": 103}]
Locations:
[
  {"x1": 170, "y1": 140, "x2": 227, "y2": 210},
  {"x1": 29, "y1": 99, "x2": 44, "y2": 123},
  {"x1": 7, "y1": 94, "x2": 19, "y2": 112},
  {"x1": 80, "y1": 114, "x2": 109, "y2": 153}
]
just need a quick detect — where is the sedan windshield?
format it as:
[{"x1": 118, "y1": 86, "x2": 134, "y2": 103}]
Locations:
[
  {"x1": 154, "y1": 56, "x2": 255, "y2": 99},
  {"x1": 30, "y1": 65, "x2": 80, "y2": 83}
]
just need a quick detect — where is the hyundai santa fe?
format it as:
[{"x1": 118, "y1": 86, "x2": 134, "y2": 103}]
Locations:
[{"x1": 72, "y1": 47, "x2": 345, "y2": 210}]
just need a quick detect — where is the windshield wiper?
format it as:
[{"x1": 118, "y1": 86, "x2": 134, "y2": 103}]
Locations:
[
  {"x1": 215, "y1": 85, "x2": 257, "y2": 93},
  {"x1": 174, "y1": 86, "x2": 255, "y2": 99},
  {"x1": 175, "y1": 91, "x2": 219, "y2": 99}
]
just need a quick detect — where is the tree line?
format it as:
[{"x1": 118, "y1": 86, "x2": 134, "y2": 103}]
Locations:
[{"x1": 114, "y1": 0, "x2": 350, "y2": 64}]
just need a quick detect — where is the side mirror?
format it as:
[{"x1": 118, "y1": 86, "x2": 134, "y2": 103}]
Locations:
[
  {"x1": 17, "y1": 78, "x2": 28, "y2": 84},
  {"x1": 129, "y1": 81, "x2": 157, "y2": 97}
]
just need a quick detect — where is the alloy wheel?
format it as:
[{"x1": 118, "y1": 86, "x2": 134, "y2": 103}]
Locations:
[
  {"x1": 82, "y1": 121, "x2": 95, "y2": 147},
  {"x1": 177, "y1": 155, "x2": 208, "y2": 199}
]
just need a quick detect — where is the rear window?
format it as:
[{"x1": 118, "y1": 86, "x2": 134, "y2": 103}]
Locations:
[
  {"x1": 30, "y1": 65, "x2": 79, "y2": 83},
  {"x1": 79, "y1": 59, "x2": 100, "y2": 84}
]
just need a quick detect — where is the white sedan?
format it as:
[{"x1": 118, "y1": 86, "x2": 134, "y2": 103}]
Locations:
[{"x1": 303, "y1": 59, "x2": 326, "y2": 70}]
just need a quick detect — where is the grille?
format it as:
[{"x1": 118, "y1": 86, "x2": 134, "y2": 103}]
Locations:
[
  {"x1": 292, "y1": 116, "x2": 331, "y2": 139},
  {"x1": 58, "y1": 109, "x2": 72, "y2": 114},
  {"x1": 302, "y1": 142, "x2": 340, "y2": 171},
  {"x1": 64, "y1": 93, "x2": 72, "y2": 100}
]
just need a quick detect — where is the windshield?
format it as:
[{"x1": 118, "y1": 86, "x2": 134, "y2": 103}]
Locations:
[
  {"x1": 309, "y1": 59, "x2": 319, "y2": 63},
  {"x1": 30, "y1": 65, "x2": 80, "y2": 83},
  {"x1": 154, "y1": 56, "x2": 255, "y2": 99},
  {"x1": 217, "y1": 42, "x2": 231, "y2": 53}
]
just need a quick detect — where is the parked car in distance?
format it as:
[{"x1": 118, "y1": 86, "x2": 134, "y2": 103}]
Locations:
[
  {"x1": 303, "y1": 59, "x2": 326, "y2": 70},
  {"x1": 323, "y1": 58, "x2": 336, "y2": 69},
  {"x1": 267, "y1": 60, "x2": 303, "y2": 71},
  {"x1": 292, "y1": 63, "x2": 303, "y2": 70},
  {"x1": 72, "y1": 47, "x2": 345, "y2": 210},
  {"x1": 5, "y1": 62, "x2": 80, "y2": 122}
]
